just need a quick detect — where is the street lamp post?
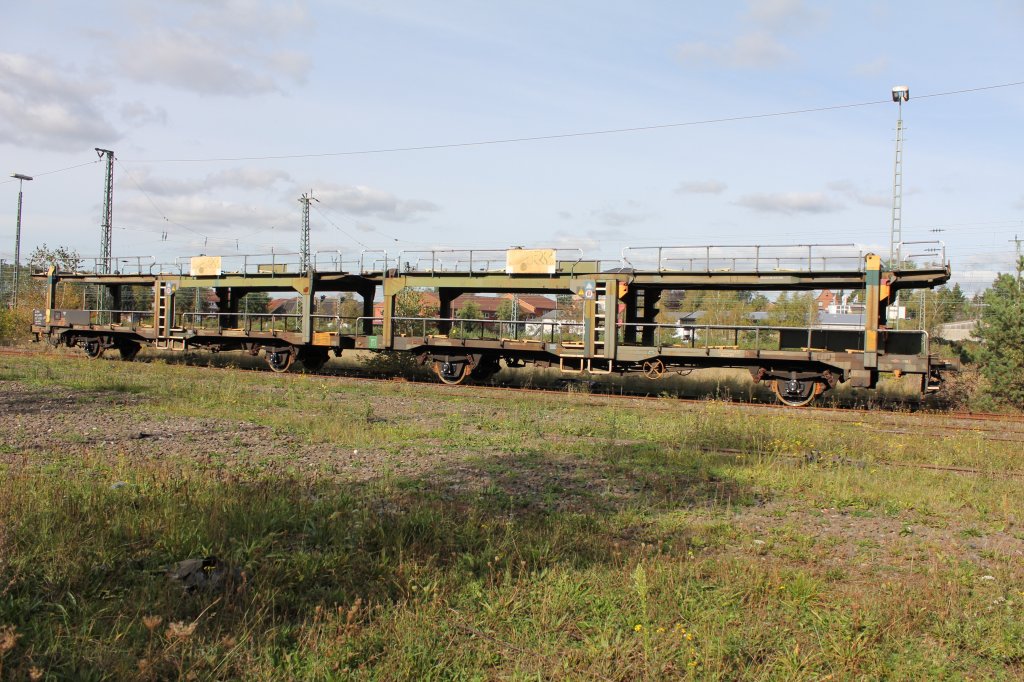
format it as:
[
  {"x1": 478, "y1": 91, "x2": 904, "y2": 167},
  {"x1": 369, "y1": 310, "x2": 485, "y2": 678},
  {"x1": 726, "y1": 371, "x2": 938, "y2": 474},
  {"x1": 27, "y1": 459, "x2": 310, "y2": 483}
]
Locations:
[
  {"x1": 888, "y1": 86, "x2": 909, "y2": 330},
  {"x1": 11, "y1": 172, "x2": 33, "y2": 308},
  {"x1": 889, "y1": 86, "x2": 909, "y2": 267}
]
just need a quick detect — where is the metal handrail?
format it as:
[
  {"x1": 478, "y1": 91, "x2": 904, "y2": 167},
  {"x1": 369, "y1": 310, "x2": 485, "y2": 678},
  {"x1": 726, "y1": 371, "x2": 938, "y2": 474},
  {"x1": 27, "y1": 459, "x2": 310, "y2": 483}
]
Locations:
[
  {"x1": 180, "y1": 310, "x2": 303, "y2": 333},
  {"x1": 389, "y1": 315, "x2": 584, "y2": 344},
  {"x1": 44, "y1": 256, "x2": 159, "y2": 276},
  {"x1": 47, "y1": 242, "x2": 949, "y2": 279},
  {"x1": 389, "y1": 315, "x2": 585, "y2": 346},
  {"x1": 313, "y1": 250, "x2": 362, "y2": 273},
  {"x1": 620, "y1": 243, "x2": 864, "y2": 273},
  {"x1": 896, "y1": 240, "x2": 946, "y2": 267},
  {"x1": 79, "y1": 308, "x2": 155, "y2": 325},
  {"x1": 359, "y1": 250, "x2": 390, "y2": 274},
  {"x1": 395, "y1": 248, "x2": 583, "y2": 275},
  {"x1": 623, "y1": 321, "x2": 822, "y2": 353}
]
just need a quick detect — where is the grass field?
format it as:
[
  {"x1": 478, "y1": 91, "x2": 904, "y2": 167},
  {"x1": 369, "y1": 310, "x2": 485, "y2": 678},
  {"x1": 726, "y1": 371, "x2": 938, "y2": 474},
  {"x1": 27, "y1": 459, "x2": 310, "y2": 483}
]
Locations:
[{"x1": 1, "y1": 351, "x2": 1022, "y2": 680}]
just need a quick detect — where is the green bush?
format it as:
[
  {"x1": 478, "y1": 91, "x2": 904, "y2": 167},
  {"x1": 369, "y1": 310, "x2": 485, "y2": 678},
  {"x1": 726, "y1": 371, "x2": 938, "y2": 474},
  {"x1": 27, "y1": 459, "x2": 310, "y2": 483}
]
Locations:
[{"x1": 0, "y1": 307, "x2": 31, "y2": 345}]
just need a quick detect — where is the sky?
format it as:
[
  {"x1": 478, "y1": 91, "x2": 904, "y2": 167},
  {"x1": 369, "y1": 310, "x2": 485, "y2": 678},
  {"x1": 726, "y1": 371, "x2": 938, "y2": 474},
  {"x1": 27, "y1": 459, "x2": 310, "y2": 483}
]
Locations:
[{"x1": 1, "y1": 0, "x2": 1022, "y2": 292}]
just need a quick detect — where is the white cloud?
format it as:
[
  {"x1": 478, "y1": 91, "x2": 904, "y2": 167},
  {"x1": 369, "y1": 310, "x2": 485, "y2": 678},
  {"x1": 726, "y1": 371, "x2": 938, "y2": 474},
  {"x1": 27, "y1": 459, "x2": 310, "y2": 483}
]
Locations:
[
  {"x1": 550, "y1": 226, "x2": 634, "y2": 251},
  {"x1": 677, "y1": 0, "x2": 822, "y2": 70},
  {"x1": 853, "y1": 56, "x2": 889, "y2": 77},
  {"x1": 678, "y1": 31, "x2": 794, "y2": 69},
  {"x1": 111, "y1": 3, "x2": 311, "y2": 96},
  {"x1": 313, "y1": 184, "x2": 441, "y2": 222},
  {"x1": 264, "y1": 50, "x2": 312, "y2": 83},
  {"x1": 589, "y1": 202, "x2": 652, "y2": 227},
  {"x1": 827, "y1": 180, "x2": 890, "y2": 207},
  {"x1": 676, "y1": 180, "x2": 727, "y2": 195},
  {"x1": 117, "y1": 195, "x2": 292, "y2": 234},
  {"x1": 124, "y1": 167, "x2": 293, "y2": 196},
  {"x1": 0, "y1": 52, "x2": 118, "y2": 151},
  {"x1": 744, "y1": 0, "x2": 823, "y2": 31},
  {"x1": 211, "y1": 168, "x2": 293, "y2": 190},
  {"x1": 735, "y1": 191, "x2": 843, "y2": 214},
  {"x1": 120, "y1": 101, "x2": 168, "y2": 127},
  {"x1": 116, "y1": 30, "x2": 290, "y2": 95},
  {"x1": 551, "y1": 234, "x2": 601, "y2": 251},
  {"x1": 185, "y1": 0, "x2": 311, "y2": 36},
  {"x1": 1013, "y1": 195, "x2": 1024, "y2": 210}
]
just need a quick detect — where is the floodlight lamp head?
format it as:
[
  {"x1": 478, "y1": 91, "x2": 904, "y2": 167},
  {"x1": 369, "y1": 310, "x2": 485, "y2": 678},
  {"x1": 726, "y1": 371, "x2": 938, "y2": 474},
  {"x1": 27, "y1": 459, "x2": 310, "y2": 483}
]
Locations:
[{"x1": 891, "y1": 85, "x2": 909, "y2": 103}]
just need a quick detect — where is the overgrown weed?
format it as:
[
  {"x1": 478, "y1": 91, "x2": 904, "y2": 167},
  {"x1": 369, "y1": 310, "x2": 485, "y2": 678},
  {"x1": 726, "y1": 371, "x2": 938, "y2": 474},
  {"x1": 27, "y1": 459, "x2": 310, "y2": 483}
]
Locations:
[{"x1": 0, "y1": 354, "x2": 1021, "y2": 679}]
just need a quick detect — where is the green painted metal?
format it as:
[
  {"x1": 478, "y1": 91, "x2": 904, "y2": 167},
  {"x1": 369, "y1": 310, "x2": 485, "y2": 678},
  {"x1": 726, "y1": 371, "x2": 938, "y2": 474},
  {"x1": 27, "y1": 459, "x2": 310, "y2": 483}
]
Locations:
[{"x1": 30, "y1": 252, "x2": 954, "y2": 395}]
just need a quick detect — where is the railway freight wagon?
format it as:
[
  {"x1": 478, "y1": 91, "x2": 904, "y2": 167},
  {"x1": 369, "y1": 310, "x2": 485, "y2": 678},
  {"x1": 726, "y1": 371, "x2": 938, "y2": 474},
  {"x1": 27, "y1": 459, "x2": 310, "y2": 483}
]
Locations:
[{"x1": 31, "y1": 243, "x2": 957, "y2": 406}]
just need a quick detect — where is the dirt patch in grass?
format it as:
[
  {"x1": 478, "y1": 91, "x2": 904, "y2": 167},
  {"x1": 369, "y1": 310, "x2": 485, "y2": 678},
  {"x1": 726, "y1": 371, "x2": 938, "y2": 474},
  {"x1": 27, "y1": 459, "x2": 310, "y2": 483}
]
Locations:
[{"x1": 726, "y1": 501, "x2": 1024, "y2": 580}]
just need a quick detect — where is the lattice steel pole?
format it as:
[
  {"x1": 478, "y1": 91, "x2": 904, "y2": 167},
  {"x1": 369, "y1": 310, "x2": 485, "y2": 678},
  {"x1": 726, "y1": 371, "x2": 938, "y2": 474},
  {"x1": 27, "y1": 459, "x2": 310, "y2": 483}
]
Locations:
[
  {"x1": 298, "y1": 191, "x2": 317, "y2": 272},
  {"x1": 96, "y1": 148, "x2": 114, "y2": 274}
]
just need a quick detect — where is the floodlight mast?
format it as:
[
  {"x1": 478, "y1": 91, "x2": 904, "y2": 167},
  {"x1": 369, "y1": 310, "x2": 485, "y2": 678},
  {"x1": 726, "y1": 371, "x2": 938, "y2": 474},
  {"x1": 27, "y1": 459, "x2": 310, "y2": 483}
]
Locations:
[
  {"x1": 10, "y1": 172, "x2": 34, "y2": 308},
  {"x1": 889, "y1": 86, "x2": 909, "y2": 267}
]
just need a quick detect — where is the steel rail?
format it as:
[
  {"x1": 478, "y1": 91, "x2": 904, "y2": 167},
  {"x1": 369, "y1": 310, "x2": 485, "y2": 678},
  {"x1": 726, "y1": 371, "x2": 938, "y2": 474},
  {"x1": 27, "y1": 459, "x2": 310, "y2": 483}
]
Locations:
[
  {"x1": 3, "y1": 346, "x2": 1022, "y2": 480},
  {"x1": 3, "y1": 346, "x2": 1023, "y2": 430}
]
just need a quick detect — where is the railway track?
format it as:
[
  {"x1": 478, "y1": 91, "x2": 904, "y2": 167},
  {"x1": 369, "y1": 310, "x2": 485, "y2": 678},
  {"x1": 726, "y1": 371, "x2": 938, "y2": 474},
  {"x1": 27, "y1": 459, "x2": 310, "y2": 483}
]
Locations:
[
  {"x1": 3, "y1": 345, "x2": 1022, "y2": 479},
  {"x1": 2, "y1": 345, "x2": 1022, "y2": 431}
]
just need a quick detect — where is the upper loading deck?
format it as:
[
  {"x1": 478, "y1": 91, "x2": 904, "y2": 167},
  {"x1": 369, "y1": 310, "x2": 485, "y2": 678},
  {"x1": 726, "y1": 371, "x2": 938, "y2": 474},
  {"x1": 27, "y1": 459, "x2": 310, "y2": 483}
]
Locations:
[{"x1": 40, "y1": 242, "x2": 949, "y2": 289}]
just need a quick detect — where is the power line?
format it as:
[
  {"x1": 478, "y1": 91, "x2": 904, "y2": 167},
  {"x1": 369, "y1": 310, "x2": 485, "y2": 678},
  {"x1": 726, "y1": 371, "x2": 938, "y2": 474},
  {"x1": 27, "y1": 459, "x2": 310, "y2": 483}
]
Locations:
[
  {"x1": 0, "y1": 159, "x2": 100, "y2": 185},
  {"x1": 913, "y1": 81, "x2": 1024, "y2": 100},
  {"x1": 4, "y1": 79, "x2": 1022, "y2": 182},
  {"x1": 312, "y1": 201, "x2": 431, "y2": 247},
  {"x1": 311, "y1": 203, "x2": 370, "y2": 249},
  {"x1": 118, "y1": 79, "x2": 1024, "y2": 164},
  {"x1": 115, "y1": 159, "x2": 210, "y2": 241},
  {"x1": 122, "y1": 101, "x2": 889, "y2": 163}
]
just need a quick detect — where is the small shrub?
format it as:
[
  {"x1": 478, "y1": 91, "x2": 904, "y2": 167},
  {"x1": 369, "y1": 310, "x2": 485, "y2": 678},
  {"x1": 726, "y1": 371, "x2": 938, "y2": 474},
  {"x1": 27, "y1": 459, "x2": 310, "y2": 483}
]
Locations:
[
  {"x1": 936, "y1": 363, "x2": 983, "y2": 411},
  {"x1": 0, "y1": 308, "x2": 32, "y2": 345},
  {"x1": 362, "y1": 350, "x2": 430, "y2": 378}
]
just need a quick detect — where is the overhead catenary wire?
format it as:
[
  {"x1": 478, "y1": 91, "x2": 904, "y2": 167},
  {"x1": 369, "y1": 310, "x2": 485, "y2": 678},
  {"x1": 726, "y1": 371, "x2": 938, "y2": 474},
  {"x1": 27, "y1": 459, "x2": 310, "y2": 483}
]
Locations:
[
  {"x1": 0, "y1": 159, "x2": 101, "y2": 185},
  {"x1": 5, "y1": 78, "x2": 1022, "y2": 278},
  {"x1": 115, "y1": 159, "x2": 211, "y2": 240},
  {"x1": 310, "y1": 203, "x2": 370, "y2": 250},
  {"x1": 311, "y1": 201, "x2": 436, "y2": 250},
  {"x1": 117, "y1": 80, "x2": 1024, "y2": 164},
  {"x1": 7, "y1": 79, "x2": 1024, "y2": 182}
]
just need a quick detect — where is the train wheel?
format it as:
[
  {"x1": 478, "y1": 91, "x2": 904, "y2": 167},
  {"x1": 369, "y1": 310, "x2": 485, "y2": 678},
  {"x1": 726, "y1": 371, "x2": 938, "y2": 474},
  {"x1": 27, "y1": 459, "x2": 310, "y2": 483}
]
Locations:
[
  {"x1": 82, "y1": 337, "x2": 104, "y2": 359},
  {"x1": 266, "y1": 348, "x2": 295, "y2": 373},
  {"x1": 118, "y1": 341, "x2": 141, "y2": 361},
  {"x1": 772, "y1": 379, "x2": 820, "y2": 407},
  {"x1": 434, "y1": 360, "x2": 468, "y2": 385},
  {"x1": 642, "y1": 359, "x2": 666, "y2": 380}
]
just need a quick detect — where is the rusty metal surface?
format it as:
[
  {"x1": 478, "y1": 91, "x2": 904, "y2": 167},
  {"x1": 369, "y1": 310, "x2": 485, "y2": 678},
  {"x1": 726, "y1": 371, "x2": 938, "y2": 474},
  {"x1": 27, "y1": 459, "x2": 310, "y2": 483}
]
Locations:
[{"x1": 30, "y1": 248, "x2": 958, "y2": 402}]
